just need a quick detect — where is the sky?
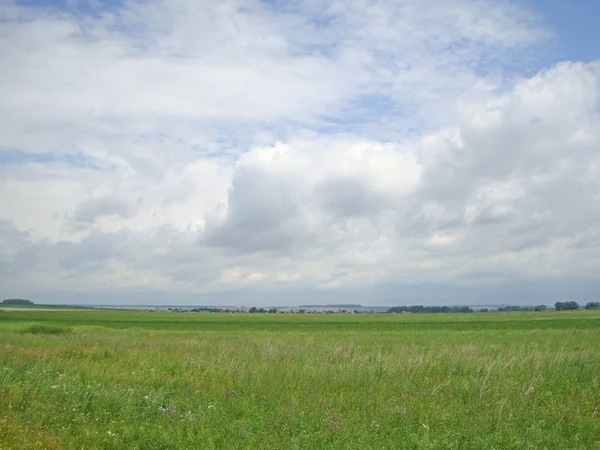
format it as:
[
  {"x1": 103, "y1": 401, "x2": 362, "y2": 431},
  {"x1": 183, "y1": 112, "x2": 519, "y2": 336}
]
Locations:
[{"x1": 1, "y1": 0, "x2": 599, "y2": 306}]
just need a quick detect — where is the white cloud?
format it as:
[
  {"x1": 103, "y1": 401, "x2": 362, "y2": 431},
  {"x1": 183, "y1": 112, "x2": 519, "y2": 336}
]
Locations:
[{"x1": 1, "y1": 0, "x2": 598, "y2": 305}]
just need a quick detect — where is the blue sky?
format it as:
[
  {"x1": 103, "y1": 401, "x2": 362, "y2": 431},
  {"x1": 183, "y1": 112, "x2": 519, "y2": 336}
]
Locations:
[
  {"x1": 524, "y1": 0, "x2": 600, "y2": 63},
  {"x1": 1, "y1": 0, "x2": 599, "y2": 306}
]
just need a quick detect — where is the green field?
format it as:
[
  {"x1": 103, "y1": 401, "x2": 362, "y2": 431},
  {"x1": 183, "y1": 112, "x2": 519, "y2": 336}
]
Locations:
[{"x1": 1, "y1": 310, "x2": 599, "y2": 449}]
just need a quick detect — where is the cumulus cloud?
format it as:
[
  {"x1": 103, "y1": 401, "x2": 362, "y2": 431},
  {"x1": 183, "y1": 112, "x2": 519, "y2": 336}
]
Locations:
[
  {"x1": 73, "y1": 196, "x2": 134, "y2": 224},
  {"x1": 200, "y1": 62, "x2": 600, "y2": 290},
  {"x1": 0, "y1": 0, "x2": 598, "y2": 305}
]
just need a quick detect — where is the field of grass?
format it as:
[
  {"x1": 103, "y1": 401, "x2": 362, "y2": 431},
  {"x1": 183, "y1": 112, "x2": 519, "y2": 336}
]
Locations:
[{"x1": 1, "y1": 309, "x2": 599, "y2": 449}]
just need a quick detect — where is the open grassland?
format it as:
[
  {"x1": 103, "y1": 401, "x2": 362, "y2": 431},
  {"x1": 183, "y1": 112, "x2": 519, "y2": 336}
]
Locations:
[{"x1": 1, "y1": 310, "x2": 599, "y2": 449}]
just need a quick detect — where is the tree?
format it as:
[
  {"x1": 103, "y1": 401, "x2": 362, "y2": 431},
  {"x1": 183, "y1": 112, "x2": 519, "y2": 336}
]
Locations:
[
  {"x1": 584, "y1": 302, "x2": 600, "y2": 310},
  {"x1": 555, "y1": 301, "x2": 579, "y2": 311},
  {"x1": 2, "y1": 299, "x2": 33, "y2": 305},
  {"x1": 534, "y1": 305, "x2": 548, "y2": 311}
]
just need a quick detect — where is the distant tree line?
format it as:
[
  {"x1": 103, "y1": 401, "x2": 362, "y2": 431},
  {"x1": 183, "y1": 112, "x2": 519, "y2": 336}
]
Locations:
[
  {"x1": 2, "y1": 299, "x2": 34, "y2": 305},
  {"x1": 188, "y1": 308, "x2": 233, "y2": 313},
  {"x1": 553, "y1": 301, "x2": 600, "y2": 311},
  {"x1": 497, "y1": 305, "x2": 548, "y2": 312},
  {"x1": 554, "y1": 301, "x2": 580, "y2": 311},
  {"x1": 166, "y1": 302, "x2": 599, "y2": 314},
  {"x1": 387, "y1": 305, "x2": 474, "y2": 313},
  {"x1": 248, "y1": 307, "x2": 278, "y2": 314},
  {"x1": 387, "y1": 303, "x2": 600, "y2": 313}
]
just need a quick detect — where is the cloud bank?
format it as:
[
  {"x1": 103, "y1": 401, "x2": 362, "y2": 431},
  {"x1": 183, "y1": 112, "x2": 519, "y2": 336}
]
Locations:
[{"x1": 1, "y1": 0, "x2": 598, "y2": 305}]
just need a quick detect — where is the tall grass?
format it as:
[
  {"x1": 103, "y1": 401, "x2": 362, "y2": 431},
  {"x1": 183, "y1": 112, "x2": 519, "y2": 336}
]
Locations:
[
  {"x1": 21, "y1": 324, "x2": 73, "y2": 335},
  {"x1": 1, "y1": 310, "x2": 599, "y2": 449}
]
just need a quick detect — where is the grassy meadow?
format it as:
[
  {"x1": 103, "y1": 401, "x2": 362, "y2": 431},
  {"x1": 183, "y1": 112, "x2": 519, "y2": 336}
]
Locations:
[{"x1": 1, "y1": 309, "x2": 599, "y2": 449}]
